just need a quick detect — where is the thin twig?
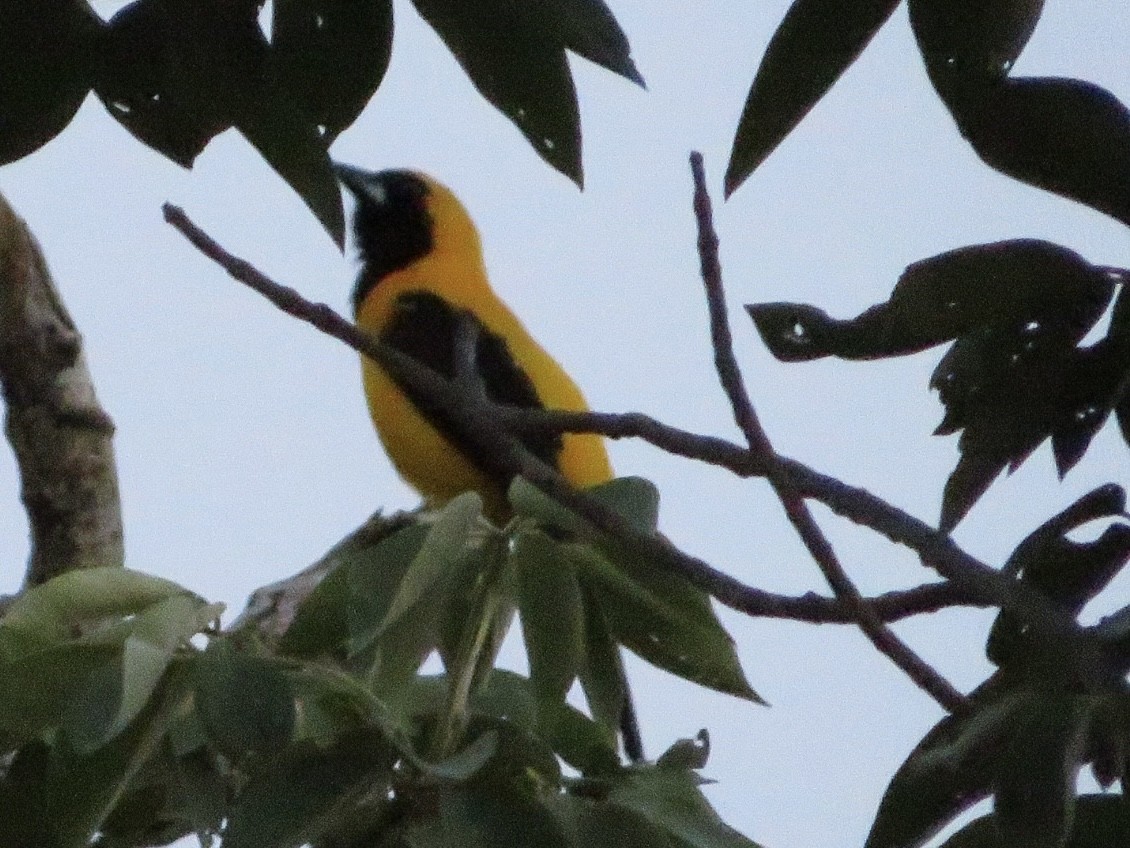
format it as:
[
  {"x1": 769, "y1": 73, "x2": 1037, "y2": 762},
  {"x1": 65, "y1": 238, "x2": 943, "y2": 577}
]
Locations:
[
  {"x1": 688, "y1": 152, "x2": 967, "y2": 713},
  {"x1": 160, "y1": 204, "x2": 1078, "y2": 643}
]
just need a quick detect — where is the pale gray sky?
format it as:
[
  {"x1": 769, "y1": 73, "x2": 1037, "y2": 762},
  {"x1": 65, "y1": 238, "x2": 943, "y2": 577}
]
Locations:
[{"x1": 2, "y1": 2, "x2": 1129, "y2": 846}]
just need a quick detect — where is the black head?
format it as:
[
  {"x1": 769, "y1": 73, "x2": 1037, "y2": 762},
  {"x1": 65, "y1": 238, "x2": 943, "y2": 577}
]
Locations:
[{"x1": 335, "y1": 164, "x2": 434, "y2": 310}]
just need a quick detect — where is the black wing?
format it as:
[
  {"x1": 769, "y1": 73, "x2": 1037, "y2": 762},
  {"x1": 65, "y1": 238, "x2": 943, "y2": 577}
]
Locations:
[{"x1": 380, "y1": 291, "x2": 564, "y2": 485}]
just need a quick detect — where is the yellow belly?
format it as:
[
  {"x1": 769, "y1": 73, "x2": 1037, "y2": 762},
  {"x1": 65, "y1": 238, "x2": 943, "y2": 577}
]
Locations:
[
  {"x1": 362, "y1": 357, "x2": 504, "y2": 512},
  {"x1": 356, "y1": 250, "x2": 613, "y2": 520}
]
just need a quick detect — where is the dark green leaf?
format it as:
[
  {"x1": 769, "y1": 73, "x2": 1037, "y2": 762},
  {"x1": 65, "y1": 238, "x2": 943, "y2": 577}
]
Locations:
[
  {"x1": 94, "y1": 742, "x2": 224, "y2": 848},
  {"x1": 576, "y1": 581, "x2": 630, "y2": 749},
  {"x1": 436, "y1": 535, "x2": 505, "y2": 673},
  {"x1": 0, "y1": 0, "x2": 101, "y2": 164},
  {"x1": 514, "y1": 529, "x2": 584, "y2": 707},
  {"x1": 724, "y1": 0, "x2": 901, "y2": 196},
  {"x1": 865, "y1": 690, "x2": 1033, "y2": 848},
  {"x1": 224, "y1": 731, "x2": 393, "y2": 848},
  {"x1": 588, "y1": 477, "x2": 661, "y2": 533},
  {"x1": 381, "y1": 493, "x2": 483, "y2": 633},
  {"x1": 0, "y1": 643, "x2": 117, "y2": 742},
  {"x1": 280, "y1": 522, "x2": 429, "y2": 659},
  {"x1": 400, "y1": 784, "x2": 571, "y2": 848},
  {"x1": 609, "y1": 766, "x2": 760, "y2": 848},
  {"x1": 411, "y1": 0, "x2": 583, "y2": 185},
  {"x1": 45, "y1": 685, "x2": 185, "y2": 848},
  {"x1": 908, "y1": 0, "x2": 1045, "y2": 79},
  {"x1": 0, "y1": 742, "x2": 53, "y2": 847},
  {"x1": 368, "y1": 495, "x2": 484, "y2": 693},
  {"x1": 462, "y1": 715, "x2": 562, "y2": 790},
  {"x1": 423, "y1": 730, "x2": 499, "y2": 782},
  {"x1": 471, "y1": 669, "x2": 619, "y2": 775},
  {"x1": 194, "y1": 640, "x2": 296, "y2": 758},
  {"x1": 270, "y1": 0, "x2": 393, "y2": 141},
  {"x1": 66, "y1": 595, "x2": 218, "y2": 752},
  {"x1": 572, "y1": 544, "x2": 758, "y2": 702},
  {"x1": 545, "y1": 793, "x2": 682, "y2": 848},
  {"x1": 993, "y1": 695, "x2": 1088, "y2": 848},
  {"x1": 537, "y1": 692, "x2": 620, "y2": 776}
]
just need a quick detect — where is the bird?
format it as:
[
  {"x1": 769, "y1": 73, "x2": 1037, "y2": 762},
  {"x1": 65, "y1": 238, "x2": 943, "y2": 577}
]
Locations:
[
  {"x1": 334, "y1": 164, "x2": 612, "y2": 521},
  {"x1": 334, "y1": 164, "x2": 642, "y2": 760}
]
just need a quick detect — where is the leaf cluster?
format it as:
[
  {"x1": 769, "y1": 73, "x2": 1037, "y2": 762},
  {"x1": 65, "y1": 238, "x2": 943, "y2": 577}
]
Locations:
[
  {"x1": 0, "y1": 0, "x2": 643, "y2": 242},
  {"x1": 749, "y1": 241, "x2": 1130, "y2": 530},
  {"x1": 865, "y1": 486, "x2": 1130, "y2": 848},
  {"x1": 0, "y1": 479, "x2": 761, "y2": 848},
  {"x1": 738, "y1": 1, "x2": 1130, "y2": 530}
]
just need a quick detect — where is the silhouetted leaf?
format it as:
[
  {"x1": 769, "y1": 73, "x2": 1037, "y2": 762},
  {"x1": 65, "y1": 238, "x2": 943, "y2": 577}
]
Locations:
[
  {"x1": 988, "y1": 487, "x2": 1130, "y2": 668},
  {"x1": 1067, "y1": 794, "x2": 1130, "y2": 846},
  {"x1": 866, "y1": 690, "x2": 1032, "y2": 848},
  {"x1": 0, "y1": 0, "x2": 102, "y2": 164},
  {"x1": 945, "y1": 77, "x2": 1130, "y2": 228},
  {"x1": 748, "y1": 240, "x2": 1114, "y2": 362},
  {"x1": 96, "y1": 0, "x2": 344, "y2": 241},
  {"x1": 237, "y1": 85, "x2": 345, "y2": 245},
  {"x1": 940, "y1": 794, "x2": 1130, "y2": 848},
  {"x1": 993, "y1": 694, "x2": 1088, "y2": 848},
  {"x1": 749, "y1": 241, "x2": 1130, "y2": 529},
  {"x1": 908, "y1": 0, "x2": 1045, "y2": 79},
  {"x1": 547, "y1": 0, "x2": 644, "y2": 86},
  {"x1": 724, "y1": 0, "x2": 901, "y2": 196},
  {"x1": 96, "y1": 0, "x2": 259, "y2": 166},
  {"x1": 270, "y1": 0, "x2": 393, "y2": 141},
  {"x1": 412, "y1": 0, "x2": 630, "y2": 186},
  {"x1": 940, "y1": 283, "x2": 1130, "y2": 529}
]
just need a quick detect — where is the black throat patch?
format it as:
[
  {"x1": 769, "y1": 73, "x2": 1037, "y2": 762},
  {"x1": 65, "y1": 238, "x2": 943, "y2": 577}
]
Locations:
[{"x1": 348, "y1": 170, "x2": 434, "y2": 314}]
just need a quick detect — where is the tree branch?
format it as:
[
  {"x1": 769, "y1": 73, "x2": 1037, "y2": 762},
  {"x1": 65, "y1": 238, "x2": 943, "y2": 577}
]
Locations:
[
  {"x1": 688, "y1": 152, "x2": 967, "y2": 714},
  {"x1": 160, "y1": 203, "x2": 1079, "y2": 648},
  {"x1": 0, "y1": 193, "x2": 123, "y2": 590}
]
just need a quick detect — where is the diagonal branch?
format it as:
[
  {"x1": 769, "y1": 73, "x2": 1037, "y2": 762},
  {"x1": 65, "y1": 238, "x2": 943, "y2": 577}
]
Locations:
[
  {"x1": 690, "y1": 151, "x2": 966, "y2": 712},
  {"x1": 161, "y1": 203, "x2": 1079, "y2": 648}
]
